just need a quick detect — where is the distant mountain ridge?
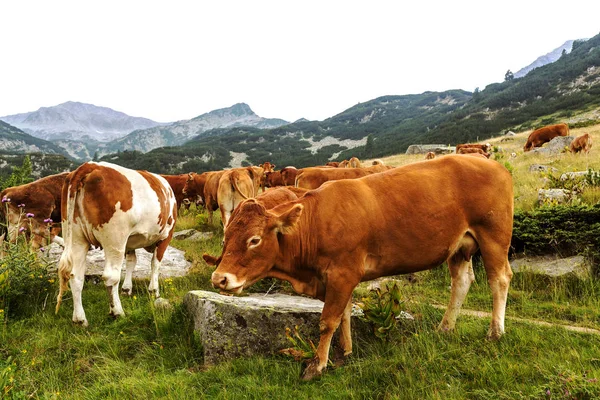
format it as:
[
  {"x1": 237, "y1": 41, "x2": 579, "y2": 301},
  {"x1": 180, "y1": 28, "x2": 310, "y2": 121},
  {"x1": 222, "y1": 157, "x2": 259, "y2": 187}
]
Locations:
[
  {"x1": 514, "y1": 40, "x2": 579, "y2": 78},
  {"x1": 0, "y1": 101, "x2": 163, "y2": 142},
  {"x1": 0, "y1": 120, "x2": 69, "y2": 156},
  {"x1": 100, "y1": 103, "x2": 289, "y2": 154}
]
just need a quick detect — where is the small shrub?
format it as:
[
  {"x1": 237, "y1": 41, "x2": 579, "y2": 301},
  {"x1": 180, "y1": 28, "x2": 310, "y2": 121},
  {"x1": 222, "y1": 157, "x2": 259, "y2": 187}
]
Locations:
[{"x1": 357, "y1": 280, "x2": 405, "y2": 339}]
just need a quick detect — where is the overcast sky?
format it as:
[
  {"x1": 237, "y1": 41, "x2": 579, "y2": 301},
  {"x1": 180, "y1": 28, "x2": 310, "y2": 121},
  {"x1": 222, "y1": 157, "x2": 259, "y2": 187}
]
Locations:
[{"x1": 1, "y1": 1, "x2": 599, "y2": 123}]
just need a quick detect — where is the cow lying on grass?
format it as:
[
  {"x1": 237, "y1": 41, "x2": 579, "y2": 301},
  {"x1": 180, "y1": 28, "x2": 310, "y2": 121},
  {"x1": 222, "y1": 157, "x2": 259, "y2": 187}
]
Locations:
[{"x1": 205, "y1": 155, "x2": 514, "y2": 380}]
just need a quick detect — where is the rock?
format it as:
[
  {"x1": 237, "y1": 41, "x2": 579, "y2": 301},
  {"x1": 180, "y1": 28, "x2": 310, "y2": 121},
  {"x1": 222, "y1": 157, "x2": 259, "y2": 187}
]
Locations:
[
  {"x1": 505, "y1": 131, "x2": 516, "y2": 136},
  {"x1": 188, "y1": 231, "x2": 214, "y2": 241},
  {"x1": 44, "y1": 243, "x2": 191, "y2": 279},
  {"x1": 538, "y1": 188, "x2": 572, "y2": 205},
  {"x1": 560, "y1": 171, "x2": 588, "y2": 180},
  {"x1": 529, "y1": 136, "x2": 574, "y2": 156},
  {"x1": 184, "y1": 291, "x2": 374, "y2": 365},
  {"x1": 172, "y1": 229, "x2": 198, "y2": 240},
  {"x1": 405, "y1": 144, "x2": 455, "y2": 155},
  {"x1": 510, "y1": 255, "x2": 592, "y2": 279},
  {"x1": 154, "y1": 298, "x2": 173, "y2": 310},
  {"x1": 529, "y1": 164, "x2": 558, "y2": 173}
]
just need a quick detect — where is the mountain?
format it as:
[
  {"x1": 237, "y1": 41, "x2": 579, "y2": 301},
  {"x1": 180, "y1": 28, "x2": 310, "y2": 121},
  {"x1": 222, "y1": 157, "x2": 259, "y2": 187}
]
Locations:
[
  {"x1": 0, "y1": 120, "x2": 70, "y2": 156},
  {"x1": 102, "y1": 32, "x2": 600, "y2": 174},
  {"x1": 101, "y1": 103, "x2": 288, "y2": 155},
  {"x1": 0, "y1": 101, "x2": 163, "y2": 142},
  {"x1": 514, "y1": 40, "x2": 579, "y2": 79}
]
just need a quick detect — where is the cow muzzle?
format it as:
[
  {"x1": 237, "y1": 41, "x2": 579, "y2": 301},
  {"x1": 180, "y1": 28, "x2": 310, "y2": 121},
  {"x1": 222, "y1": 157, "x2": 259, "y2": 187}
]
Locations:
[{"x1": 211, "y1": 271, "x2": 244, "y2": 294}]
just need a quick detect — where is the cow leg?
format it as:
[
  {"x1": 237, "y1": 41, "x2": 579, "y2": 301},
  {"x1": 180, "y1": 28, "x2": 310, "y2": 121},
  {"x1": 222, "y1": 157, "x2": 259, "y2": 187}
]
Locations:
[
  {"x1": 148, "y1": 237, "x2": 170, "y2": 297},
  {"x1": 479, "y1": 241, "x2": 513, "y2": 340},
  {"x1": 332, "y1": 299, "x2": 353, "y2": 367},
  {"x1": 438, "y1": 253, "x2": 475, "y2": 333},
  {"x1": 302, "y1": 270, "x2": 360, "y2": 381},
  {"x1": 69, "y1": 239, "x2": 91, "y2": 327},
  {"x1": 121, "y1": 251, "x2": 136, "y2": 296},
  {"x1": 102, "y1": 248, "x2": 126, "y2": 318}
]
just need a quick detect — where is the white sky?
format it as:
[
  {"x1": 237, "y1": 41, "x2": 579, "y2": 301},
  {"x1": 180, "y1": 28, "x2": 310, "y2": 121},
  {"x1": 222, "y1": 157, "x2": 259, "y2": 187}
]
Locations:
[{"x1": 1, "y1": 1, "x2": 599, "y2": 123}]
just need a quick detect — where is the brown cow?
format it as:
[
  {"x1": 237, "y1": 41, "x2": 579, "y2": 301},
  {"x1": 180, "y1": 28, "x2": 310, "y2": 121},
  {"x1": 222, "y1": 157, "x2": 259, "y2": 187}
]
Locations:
[
  {"x1": 207, "y1": 155, "x2": 513, "y2": 380},
  {"x1": 0, "y1": 172, "x2": 69, "y2": 249},
  {"x1": 259, "y1": 162, "x2": 276, "y2": 173},
  {"x1": 523, "y1": 123, "x2": 569, "y2": 152},
  {"x1": 183, "y1": 170, "x2": 226, "y2": 224},
  {"x1": 295, "y1": 164, "x2": 391, "y2": 190},
  {"x1": 160, "y1": 173, "x2": 196, "y2": 210},
  {"x1": 338, "y1": 160, "x2": 350, "y2": 168},
  {"x1": 348, "y1": 157, "x2": 361, "y2": 168},
  {"x1": 55, "y1": 162, "x2": 177, "y2": 326},
  {"x1": 280, "y1": 167, "x2": 299, "y2": 186},
  {"x1": 264, "y1": 171, "x2": 284, "y2": 188},
  {"x1": 569, "y1": 133, "x2": 592, "y2": 154},
  {"x1": 325, "y1": 162, "x2": 340, "y2": 167},
  {"x1": 456, "y1": 147, "x2": 490, "y2": 158},
  {"x1": 182, "y1": 172, "x2": 210, "y2": 206},
  {"x1": 218, "y1": 166, "x2": 264, "y2": 229},
  {"x1": 455, "y1": 143, "x2": 491, "y2": 153},
  {"x1": 425, "y1": 152, "x2": 436, "y2": 160},
  {"x1": 253, "y1": 187, "x2": 304, "y2": 210},
  {"x1": 371, "y1": 159, "x2": 385, "y2": 166}
]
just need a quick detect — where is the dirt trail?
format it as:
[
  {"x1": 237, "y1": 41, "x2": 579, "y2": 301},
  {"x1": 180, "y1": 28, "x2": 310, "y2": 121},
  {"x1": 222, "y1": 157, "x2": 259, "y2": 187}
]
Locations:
[{"x1": 430, "y1": 305, "x2": 600, "y2": 336}]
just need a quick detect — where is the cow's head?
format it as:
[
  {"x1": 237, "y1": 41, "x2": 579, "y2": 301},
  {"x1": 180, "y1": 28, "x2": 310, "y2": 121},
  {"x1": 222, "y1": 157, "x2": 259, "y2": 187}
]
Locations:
[{"x1": 210, "y1": 199, "x2": 303, "y2": 294}]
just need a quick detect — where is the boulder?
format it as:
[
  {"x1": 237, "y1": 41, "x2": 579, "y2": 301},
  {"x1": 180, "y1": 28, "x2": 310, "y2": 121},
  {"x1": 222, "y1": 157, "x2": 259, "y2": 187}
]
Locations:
[
  {"x1": 538, "y1": 188, "x2": 573, "y2": 205},
  {"x1": 560, "y1": 171, "x2": 588, "y2": 180},
  {"x1": 43, "y1": 243, "x2": 191, "y2": 279},
  {"x1": 529, "y1": 164, "x2": 558, "y2": 173},
  {"x1": 510, "y1": 255, "x2": 592, "y2": 279},
  {"x1": 184, "y1": 291, "x2": 375, "y2": 365},
  {"x1": 529, "y1": 136, "x2": 574, "y2": 156},
  {"x1": 405, "y1": 144, "x2": 454, "y2": 155}
]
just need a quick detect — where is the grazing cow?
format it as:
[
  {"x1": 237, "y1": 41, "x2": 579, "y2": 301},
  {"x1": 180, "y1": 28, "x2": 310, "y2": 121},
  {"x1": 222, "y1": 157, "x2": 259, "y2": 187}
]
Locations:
[
  {"x1": 455, "y1": 143, "x2": 491, "y2": 153},
  {"x1": 425, "y1": 152, "x2": 436, "y2": 160},
  {"x1": 55, "y1": 162, "x2": 177, "y2": 327},
  {"x1": 348, "y1": 157, "x2": 361, "y2": 168},
  {"x1": 523, "y1": 123, "x2": 569, "y2": 152},
  {"x1": 264, "y1": 170, "x2": 284, "y2": 188},
  {"x1": 160, "y1": 173, "x2": 196, "y2": 210},
  {"x1": 456, "y1": 147, "x2": 490, "y2": 158},
  {"x1": 218, "y1": 166, "x2": 264, "y2": 229},
  {"x1": 0, "y1": 172, "x2": 69, "y2": 249},
  {"x1": 295, "y1": 164, "x2": 391, "y2": 190},
  {"x1": 569, "y1": 133, "x2": 592, "y2": 154},
  {"x1": 207, "y1": 155, "x2": 513, "y2": 380},
  {"x1": 280, "y1": 167, "x2": 299, "y2": 186}
]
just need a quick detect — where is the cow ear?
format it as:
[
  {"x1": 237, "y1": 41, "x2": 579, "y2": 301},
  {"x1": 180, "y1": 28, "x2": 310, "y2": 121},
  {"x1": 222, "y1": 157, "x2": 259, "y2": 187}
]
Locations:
[
  {"x1": 202, "y1": 253, "x2": 221, "y2": 266},
  {"x1": 275, "y1": 204, "x2": 303, "y2": 234}
]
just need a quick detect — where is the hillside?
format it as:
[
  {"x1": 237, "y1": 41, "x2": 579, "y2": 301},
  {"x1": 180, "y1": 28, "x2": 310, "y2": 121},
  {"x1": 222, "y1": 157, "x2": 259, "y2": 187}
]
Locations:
[
  {"x1": 102, "y1": 32, "x2": 600, "y2": 173},
  {"x1": 0, "y1": 120, "x2": 71, "y2": 156},
  {"x1": 514, "y1": 40, "x2": 576, "y2": 79}
]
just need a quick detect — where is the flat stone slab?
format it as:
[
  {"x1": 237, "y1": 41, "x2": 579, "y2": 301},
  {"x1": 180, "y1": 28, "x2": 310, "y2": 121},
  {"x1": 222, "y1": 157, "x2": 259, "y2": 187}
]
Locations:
[
  {"x1": 184, "y1": 290, "x2": 372, "y2": 365},
  {"x1": 44, "y1": 242, "x2": 192, "y2": 279},
  {"x1": 510, "y1": 255, "x2": 592, "y2": 279}
]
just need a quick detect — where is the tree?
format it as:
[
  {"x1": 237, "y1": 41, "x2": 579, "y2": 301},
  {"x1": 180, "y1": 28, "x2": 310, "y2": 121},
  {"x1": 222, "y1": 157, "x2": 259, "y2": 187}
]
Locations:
[
  {"x1": 92, "y1": 151, "x2": 99, "y2": 162},
  {"x1": 364, "y1": 134, "x2": 374, "y2": 158},
  {"x1": 505, "y1": 70, "x2": 514, "y2": 81}
]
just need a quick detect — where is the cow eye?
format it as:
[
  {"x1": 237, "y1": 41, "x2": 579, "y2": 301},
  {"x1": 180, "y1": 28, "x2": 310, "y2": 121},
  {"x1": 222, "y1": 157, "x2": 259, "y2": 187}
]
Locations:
[{"x1": 247, "y1": 236, "x2": 262, "y2": 248}]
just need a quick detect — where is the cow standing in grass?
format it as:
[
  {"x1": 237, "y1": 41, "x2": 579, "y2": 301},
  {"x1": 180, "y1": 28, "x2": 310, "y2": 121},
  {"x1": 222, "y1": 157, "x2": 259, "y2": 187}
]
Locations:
[
  {"x1": 523, "y1": 123, "x2": 569, "y2": 151},
  {"x1": 206, "y1": 155, "x2": 514, "y2": 380},
  {"x1": 56, "y1": 162, "x2": 177, "y2": 327}
]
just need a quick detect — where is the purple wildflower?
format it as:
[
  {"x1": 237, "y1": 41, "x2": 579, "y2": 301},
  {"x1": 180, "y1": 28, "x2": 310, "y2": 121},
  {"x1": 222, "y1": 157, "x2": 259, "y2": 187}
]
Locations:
[
  {"x1": 39, "y1": 247, "x2": 46, "y2": 252},
  {"x1": 18, "y1": 203, "x2": 25, "y2": 208},
  {"x1": 19, "y1": 227, "x2": 26, "y2": 233},
  {"x1": 44, "y1": 218, "x2": 53, "y2": 224},
  {"x1": 1, "y1": 196, "x2": 10, "y2": 203},
  {"x1": 26, "y1": 212, "x2": 35, "y2": 218}
]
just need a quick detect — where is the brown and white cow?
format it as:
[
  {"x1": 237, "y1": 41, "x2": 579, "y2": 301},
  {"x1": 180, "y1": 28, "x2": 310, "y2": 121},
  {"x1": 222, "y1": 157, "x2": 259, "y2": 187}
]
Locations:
[
  {"x1": 0, "y1": 172, "x2": 68, "y2": 249},
  {"x1": 456, "y1": 147, "x2": 490, "y2": 158},
  {"x1": 523, "y1": 123, "x2": 569, "y2": 152},
  {"x1": 218, "y1": 166, "x2": 263, "y2": 229},
  {"x1": 207, "y1": 155, "x2": 513, "y2": 380},
  {"x1": 295, "y1": 164, "x2": 391, "y2": 190},
  {"x1": 55, "y1": 162, "x2": 177, "y2": 327},
  {"x1": 569, "y1": 133, "x2": 592, "y2": 154}
]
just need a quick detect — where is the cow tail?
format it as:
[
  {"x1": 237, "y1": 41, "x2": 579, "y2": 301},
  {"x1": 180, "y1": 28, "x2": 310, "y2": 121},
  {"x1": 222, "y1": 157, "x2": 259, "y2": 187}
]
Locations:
[
  {"x1": 231, "y1": 171, "x2": 251, "y2": 200},
  {"x1": 56, "y1": 183, "x2": 77, "y2": 313}
]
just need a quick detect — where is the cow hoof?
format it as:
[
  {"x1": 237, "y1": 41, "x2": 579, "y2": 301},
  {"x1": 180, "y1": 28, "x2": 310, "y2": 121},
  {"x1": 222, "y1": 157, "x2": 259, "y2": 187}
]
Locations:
[
  {"x1": 301, "y1": 357, "x2": 324, "y2": 381},
  {"x1": 121, "y1": 288, "x2": 132, "y2": 296},
  {"x1": 331, "y1": 347, "x2": 351, "y2": 368},
  {"x1": 73, "y1": 319, "x2": 89, "y2": 328},
  {"x1": 486, "y1": 329, "x2": 503, "y2": 341},
  {"x1": 109, "y1": 311, "x2": 124, "y2": 319}
]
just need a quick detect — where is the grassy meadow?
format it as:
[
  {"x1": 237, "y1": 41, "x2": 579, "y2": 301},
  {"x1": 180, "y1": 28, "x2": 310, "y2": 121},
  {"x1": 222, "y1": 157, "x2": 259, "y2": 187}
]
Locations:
[{"x1": 2, "y1": 124, "x2": 600, "y2": 399}]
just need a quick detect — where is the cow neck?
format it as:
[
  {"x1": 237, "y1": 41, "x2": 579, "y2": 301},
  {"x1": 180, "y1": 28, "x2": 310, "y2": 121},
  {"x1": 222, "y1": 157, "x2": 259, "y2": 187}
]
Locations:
[{"x1": 271, "y1": 196, "x2": 319, "y2": 279}]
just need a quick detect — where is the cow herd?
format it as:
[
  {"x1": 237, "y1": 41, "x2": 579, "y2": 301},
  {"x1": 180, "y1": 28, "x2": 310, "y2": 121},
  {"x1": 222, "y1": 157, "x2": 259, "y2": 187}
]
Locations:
[{"x1": 0, "y1": 123, "x2": 590, "y2": 379}]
